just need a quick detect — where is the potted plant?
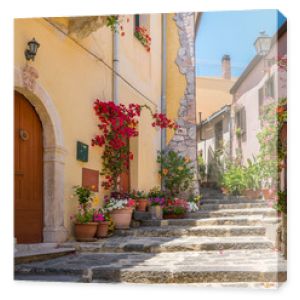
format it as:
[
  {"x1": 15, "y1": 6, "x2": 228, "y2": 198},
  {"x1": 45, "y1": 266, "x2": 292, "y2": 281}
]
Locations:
[
  {"x1": 71, "y1": 186, "x2": 98, "y2": 242},
  {"x1": 221, "y1": 163, "x2": 247, "y2": 196},
  {"x1": 148, "y1": 187, "x2": 165, "y2": 219},
  {"x1": 134, "y1": 190, "x2": 148, "y2": 212},
  {"x1": 243, "y1": 158, "x2": 262, "y2": 199},
  {"x1": 187, "y1": 194, "x2": 201, "y2": 212},
  {"x1": 157, "y1": 150, "x2": 194, "y2": 197},
  {"x1": 105, "y1": 196, "x2": 135, "y2": 229},
  {"x1": 94, "y1": 208, "x2": 110, "y2": 238},
  {"x1": 163, "y1": 198, "x2": 188, "y2": 219}
]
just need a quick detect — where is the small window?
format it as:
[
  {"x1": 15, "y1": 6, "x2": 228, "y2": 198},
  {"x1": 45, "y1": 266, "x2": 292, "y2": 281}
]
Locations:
[
  {"x1": 265, "y1": 75, "x2": 275, "y2": 98},
  {"x1": 258, "y1": 87, "x2": 264, "y2": 117},
  {"x1": 214, "y1": 121, "x2": 223, "y2": 150},
  {"x1": 235, "y1": 107, "x2": 247, "y2": 141}
]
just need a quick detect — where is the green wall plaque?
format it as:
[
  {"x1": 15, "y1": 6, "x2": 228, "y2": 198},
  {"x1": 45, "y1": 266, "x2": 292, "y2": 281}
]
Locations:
[{"x1": 76, "y1": 141, "x2": 89, "y2": 162}]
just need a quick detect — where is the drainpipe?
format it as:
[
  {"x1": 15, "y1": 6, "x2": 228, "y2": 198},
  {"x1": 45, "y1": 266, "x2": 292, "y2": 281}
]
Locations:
[
  {"x1": 113, "y1": 26, "x2": 119, "y2": 104},
  {"x1": 161, "y1": 14, "x2": 167, "y2": 189},
  {"x1": 161, "y1": 14, "x2": 167, "y2": 150}
]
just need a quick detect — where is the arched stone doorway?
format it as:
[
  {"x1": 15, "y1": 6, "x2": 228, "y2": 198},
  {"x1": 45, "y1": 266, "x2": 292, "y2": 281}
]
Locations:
[{"x1": 14, "y1": 65, "x2": 68, "y2": 243}]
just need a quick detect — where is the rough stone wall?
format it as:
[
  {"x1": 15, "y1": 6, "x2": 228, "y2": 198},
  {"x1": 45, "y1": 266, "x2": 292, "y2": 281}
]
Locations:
[{"x1": 167, "y1": 12, "x2": 199, "y2": 195}]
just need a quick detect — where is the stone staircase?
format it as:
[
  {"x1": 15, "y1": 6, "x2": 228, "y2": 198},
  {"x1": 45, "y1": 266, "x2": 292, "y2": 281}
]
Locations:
[{"x1": 15, "y1": 191, "x2": 287, "y2": 286}]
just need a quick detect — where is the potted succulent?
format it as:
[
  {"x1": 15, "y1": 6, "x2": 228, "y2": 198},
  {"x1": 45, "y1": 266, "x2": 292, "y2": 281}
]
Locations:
[
  {"x1": 148, "y1": 187, "x2": 165, "y2": 220},
  {"x1": 71, "y1": 186, "x2": 98, "y2": 242},
  {"x1": 105, "y1": 196, "x2": 135, "y2": 229},
  {"x1": 94, "y1": 208, "x2": 110, "y2": 238},
  {"x1": 163, "y1": 198, "x2": 188, "y2": 219}
]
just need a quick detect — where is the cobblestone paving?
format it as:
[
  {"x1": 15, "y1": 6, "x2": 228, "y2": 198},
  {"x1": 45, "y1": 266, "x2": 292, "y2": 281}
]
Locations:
[{"x1": 15, "y1": 191, "x2": 287, "y2": 286}]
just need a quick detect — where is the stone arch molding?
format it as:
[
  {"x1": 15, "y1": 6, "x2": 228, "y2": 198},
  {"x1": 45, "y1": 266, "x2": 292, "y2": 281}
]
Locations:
[{"x1": 14, "y1": 65, "x2": 68, "y2": 243}]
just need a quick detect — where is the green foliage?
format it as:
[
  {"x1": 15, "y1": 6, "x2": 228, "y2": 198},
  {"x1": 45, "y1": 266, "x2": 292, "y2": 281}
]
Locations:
[
  {"x1": 257, "y1": 99, "x2": 287, "y2": 188},
  {"x1": 74, "y1": 209, "x2": 95, "y2": 224},
  {"x1": 157, "y1": 150, "x2": 194, "y2": 196},
  {"x1": 72, "y1": 186, "x2": 95, "y2": 224},
  {"x1": 148, "y1": 186, "x2": 165, "y2": 198},
  {"x1": 221, "y1": 163, "x2": 247, "y2": 195},
  {"x1": 106, "y1": 16, "x2": 119, "y2": 32},
  {"x1": 197, "y1": 155, "x2": 206, "y2": 181},
  {"x1": 207, "y1": 148, "x2": 224, "y2": 187},
  {"x1": 187, "y1": 193, "x2": 201, "y2": 204},
  {"x1": 130, "y1": 190, "x2": 146, "y2": 199},
  {"x1": 73, "y1": 186, "x2": 94, "y2": 206},
  {"x1": 244, "y1": 158, "x2": 262, "y2": 190},
  {"x1": 274, "y1": 190, "x2": 287, "y2": 213}
]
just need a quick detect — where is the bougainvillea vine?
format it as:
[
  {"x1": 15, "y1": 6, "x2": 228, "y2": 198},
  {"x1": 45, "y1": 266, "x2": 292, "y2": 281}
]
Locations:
[{"x1": 92, "y1": 100, "x2": 178, "y2": 191}]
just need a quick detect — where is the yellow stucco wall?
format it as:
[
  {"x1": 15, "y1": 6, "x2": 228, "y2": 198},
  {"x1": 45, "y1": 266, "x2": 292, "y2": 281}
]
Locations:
[
  {"x1": 166, "y1": 13, "x2": 186, "y2": 144},
  {"x1": 14, "y1": 15, "x2": 162, "y2": 238},
  {"x1": 196, "y1": 76, "x2": 236, "y2": 122}
]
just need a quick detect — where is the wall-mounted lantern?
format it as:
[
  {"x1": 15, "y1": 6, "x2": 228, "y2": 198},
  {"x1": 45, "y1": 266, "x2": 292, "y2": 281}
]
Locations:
[
  {"x1": 254, "y1": 31, "x2": 272, "y2": 56},
  {"x1": 24, "y1": 38, "x2": 40, "y2": 61}
]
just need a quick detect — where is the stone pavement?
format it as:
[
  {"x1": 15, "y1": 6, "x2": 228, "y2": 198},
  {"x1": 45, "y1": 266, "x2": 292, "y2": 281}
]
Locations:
[{"x1": 15, "y1": 191, "x2": 287, "y2": 286}]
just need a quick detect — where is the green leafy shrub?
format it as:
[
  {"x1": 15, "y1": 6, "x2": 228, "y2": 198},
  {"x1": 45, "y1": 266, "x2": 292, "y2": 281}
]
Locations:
[
  {"x1": 157, "y1": 150, "x2": 194, "y2": 196},
  {"x1": 274, "y1": 190, "x2": 287, "y2": 213},
  {"x1": 244, "y1": 158, "x2": 262, "y2": 190},
  {"x1": 221, "y1": 163, "x2": 247, "y2": 195}
]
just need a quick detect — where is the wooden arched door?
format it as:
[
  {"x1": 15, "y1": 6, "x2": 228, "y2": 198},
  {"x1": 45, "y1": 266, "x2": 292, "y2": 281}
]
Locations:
[{"x1": 14, "y1": 91, "x2": 43, "y2": 243}]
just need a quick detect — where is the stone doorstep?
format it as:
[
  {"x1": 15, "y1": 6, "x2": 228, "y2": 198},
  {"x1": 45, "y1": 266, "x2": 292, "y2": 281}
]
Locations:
[
  {"x1": 14, "y1": 247, "x2": 76, "y2": 265},
  {"x1": 59, "y1": 236, "x2": 273, "y2": 253},
  {"x1": 114, "y1": 225, "x2": 266, "y2": 238},
  {"x1": 14, "y1": 251, "x2": 287, "y2": 284}
]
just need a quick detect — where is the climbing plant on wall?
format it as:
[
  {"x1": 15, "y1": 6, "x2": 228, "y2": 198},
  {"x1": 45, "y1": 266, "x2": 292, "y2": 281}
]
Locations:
[{"x1": 92, "y1": 100, "x2": 178, "y2": 191}]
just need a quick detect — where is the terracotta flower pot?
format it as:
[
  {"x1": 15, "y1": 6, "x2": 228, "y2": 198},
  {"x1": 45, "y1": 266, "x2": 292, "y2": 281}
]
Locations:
[
  {"x1": 137, "y1": 198, "x2": 148, "y2": 211},
  {"x1": 111, "y1": 207, "x2": 133, "y2": 229},
  {"x1": 221, "y1": 187, "x2": 229, "y2": 195},
  {"x1": 163, "y1": 213, "x2": 186, "y2": 219},
  {"x1": 74, "y1": 222, "x2": 98, "y2": 242},
  {"x1": 96, "y1": 221, "x2": 110, "y2": 238},
  {"x1": 150, "y1": 205, "x2": 163, "y2": 220},
  {"x1": 244, "y1": 190, "x2": 261, "y2": 199},
  {"x1": 262, "y1": 189, "x2": 275, "y2": 200}
]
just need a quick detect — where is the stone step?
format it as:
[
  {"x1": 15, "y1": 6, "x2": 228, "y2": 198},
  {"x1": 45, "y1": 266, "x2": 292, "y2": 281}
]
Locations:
[
  {"x1": 59, "y1": 236, "x2": 273, "y2": 253},
  {"x1": 115, "y1": 225, "x2": 266, "y2": 238},
  {"x1": 141, "y1": 216, "x2": 279, "y2": 227},
  {"x1": 199, "y1": 202, "x2": 268, "y2": 210},
  {"x1": 188, "y1": 208, "x2": 278, "y2": 219},
  {"x1": 200, "y1": 198, "x2": 266, "y2": 205},
  {"x1": 14, "y1": 244, "x2": 76, "y2": 265},
  {"x1": 15, "y1": 250, "x2": 287, "y2": 283}
]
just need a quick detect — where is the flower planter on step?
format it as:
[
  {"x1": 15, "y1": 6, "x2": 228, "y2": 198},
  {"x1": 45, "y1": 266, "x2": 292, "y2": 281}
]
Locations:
[
  {"x1": 96, "y1": 221, "x2": 110, "y2": 238},
  {"x1": 150, "y1": 206, "x2": 163, "y2": 220},
  {"x1": 74, "y1": 222, "x2": 98, "y2": 242},
  {"x1": 137, "y1": 199, "x2": 148, "y2": 212},
  {"x1": 111, "y1": 207, "x2": 133, "y2": 229},
  {"x1": 262, "y1": 189, "x2": 275, "y2": 200},
  {"x1": 243, "y1": 189, "x2": 261, "y2": 199},
  {"x1": 163, "y1": 213, "x2": 186, "y2": 219}
]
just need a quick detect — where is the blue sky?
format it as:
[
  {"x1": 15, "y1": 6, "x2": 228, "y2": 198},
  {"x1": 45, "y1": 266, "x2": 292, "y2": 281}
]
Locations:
[{"x1": 196, "y1": 10, "x2": 286, "y2": 78}]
